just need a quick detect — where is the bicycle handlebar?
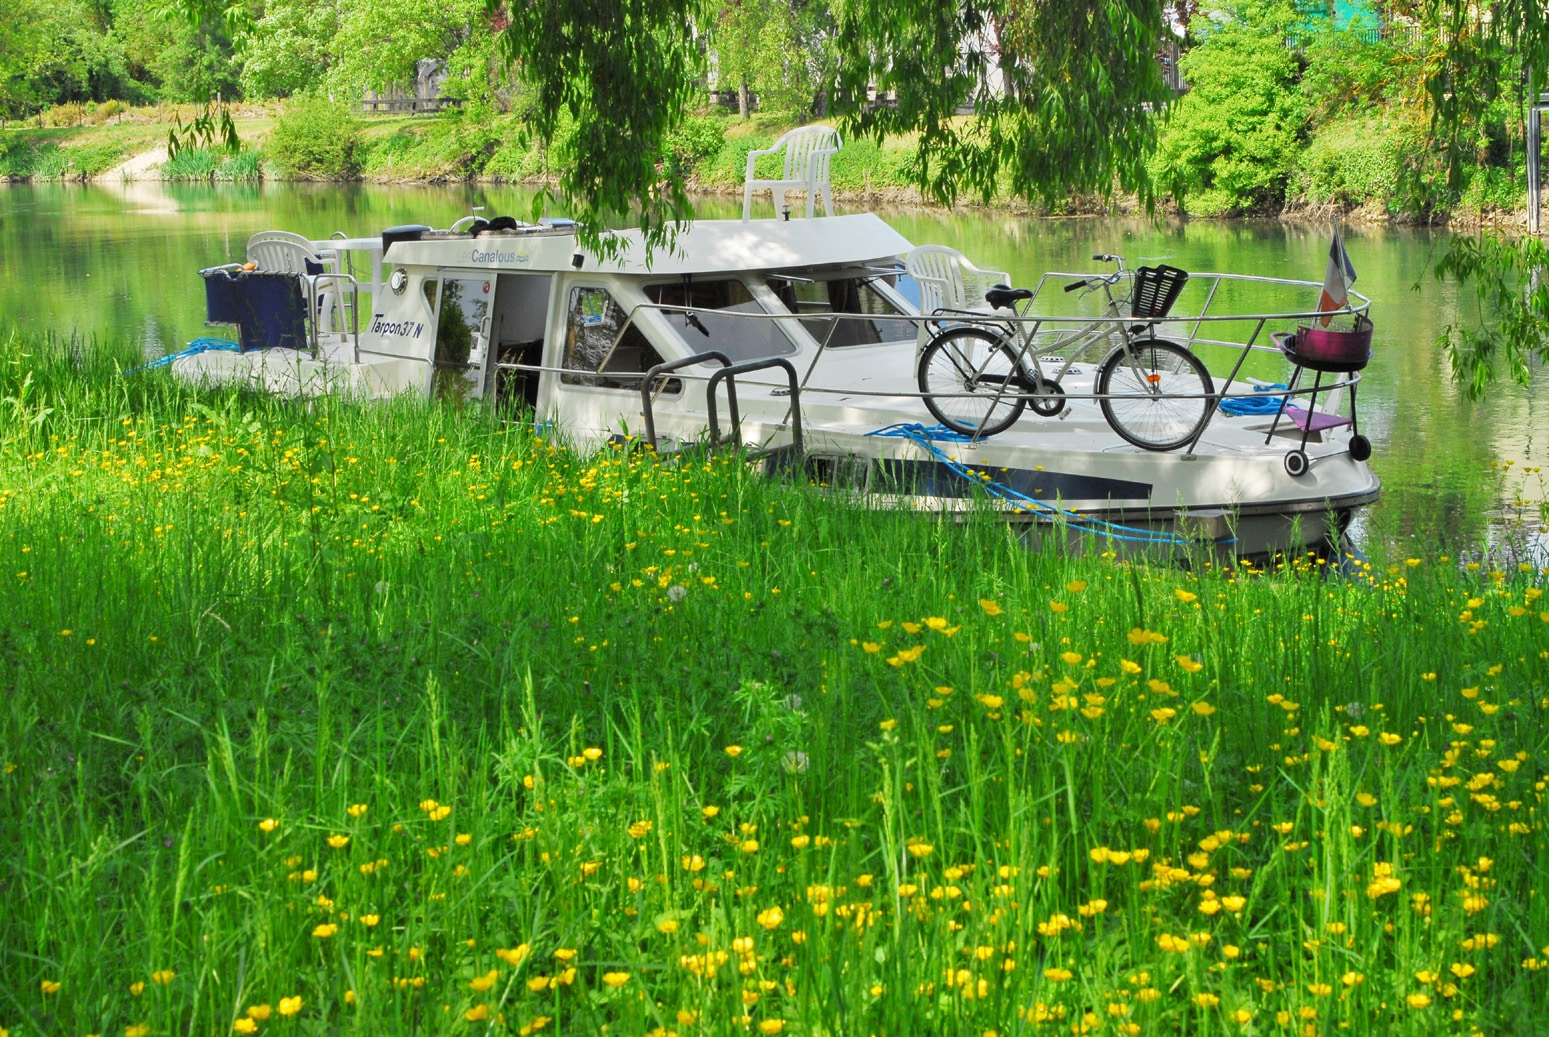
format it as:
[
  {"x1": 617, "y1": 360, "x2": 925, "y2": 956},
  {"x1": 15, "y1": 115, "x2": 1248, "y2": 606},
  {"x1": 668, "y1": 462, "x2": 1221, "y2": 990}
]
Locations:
[{"x1": 1064, "y1": 254, "x2": 1127, "y2": 293}]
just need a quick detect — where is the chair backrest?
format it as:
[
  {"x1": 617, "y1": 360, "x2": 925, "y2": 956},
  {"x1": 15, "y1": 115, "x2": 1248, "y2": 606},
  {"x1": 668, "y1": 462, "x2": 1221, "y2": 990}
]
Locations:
[
  {"x1": 247, "y1": 232, "x2": 321, "y2": 276},
  {"x1": 775, "y1": 126, "x2": 841, "y2": 181},
  {"x1": 905, "y1": 245, "x2": 969, "y2": 315}
]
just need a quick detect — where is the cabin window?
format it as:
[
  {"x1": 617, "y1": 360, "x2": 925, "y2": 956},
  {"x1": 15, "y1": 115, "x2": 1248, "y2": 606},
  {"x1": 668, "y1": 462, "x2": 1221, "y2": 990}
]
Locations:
[
  {"x1": 777, "y1": 272, "x2": 917, "y2": 348},
  {"x1": 562, "y1": 286, "x2": 677, "y2": 392},
  {"x1": 645, "y1": 279, "x2": 797, "y2": 361}
]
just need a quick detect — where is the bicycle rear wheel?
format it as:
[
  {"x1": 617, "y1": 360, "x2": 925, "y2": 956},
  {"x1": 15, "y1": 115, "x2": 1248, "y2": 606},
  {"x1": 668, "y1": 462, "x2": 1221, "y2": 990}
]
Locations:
[
  {"x1": 1097, "y1": 338, "x2": 1214, "y2": 451},
  {"x1": 918, "y1": 327, "x2": 1028, "y2": 438}
]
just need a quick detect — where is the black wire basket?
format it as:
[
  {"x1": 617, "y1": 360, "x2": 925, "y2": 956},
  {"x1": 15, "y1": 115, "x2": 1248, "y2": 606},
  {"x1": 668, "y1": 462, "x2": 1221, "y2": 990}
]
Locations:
[{"x1": 1130, "y1": 264, "x2": 1190, "y2": 320}]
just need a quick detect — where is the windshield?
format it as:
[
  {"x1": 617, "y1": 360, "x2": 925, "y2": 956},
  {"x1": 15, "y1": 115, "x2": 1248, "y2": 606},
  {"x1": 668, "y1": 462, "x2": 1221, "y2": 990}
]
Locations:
[
  {"x1": 772, "y1": 269, "x2": 918, "y2": 348},
  {"x1": 645, "y1": 279, "x2": 797, "y2": 362}
]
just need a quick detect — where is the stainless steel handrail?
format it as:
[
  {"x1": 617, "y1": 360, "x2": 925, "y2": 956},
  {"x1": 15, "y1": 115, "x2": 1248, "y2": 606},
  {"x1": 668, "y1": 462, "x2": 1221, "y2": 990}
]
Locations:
[
  {"x1": 307, "y1": 273, "x2": 362, "y2": 362},
  {"x1": 707, "y1": 357, "x2": 804, "y2": 455}
]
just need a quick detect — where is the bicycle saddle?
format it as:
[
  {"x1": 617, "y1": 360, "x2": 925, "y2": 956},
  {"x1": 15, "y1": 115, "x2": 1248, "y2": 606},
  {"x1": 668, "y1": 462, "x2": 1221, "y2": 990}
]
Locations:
[{"x1": 984, "y1": 284, "x2": 1033, "y2": 310}]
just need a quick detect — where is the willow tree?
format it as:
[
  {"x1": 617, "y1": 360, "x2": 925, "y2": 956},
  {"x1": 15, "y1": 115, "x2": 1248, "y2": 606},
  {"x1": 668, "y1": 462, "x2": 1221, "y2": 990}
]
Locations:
[
  {"x1": 1423, "y1": 0, "x2": 1549, "y2": 395},
  {"x1": 485, "y1": 0, "x2": 1173, "y2": 249}
]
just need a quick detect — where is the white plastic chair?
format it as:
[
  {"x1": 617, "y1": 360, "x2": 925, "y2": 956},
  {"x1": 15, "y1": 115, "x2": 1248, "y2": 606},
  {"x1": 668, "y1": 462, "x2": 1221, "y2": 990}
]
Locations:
[
  {"x1": 742, "y1": 126, "x2": 842, "y2": 221},
  {"x1": 905, "y1": 245, "x2": 1011, "y2": 317},
  {"x1": 246, "y1": 231, "x2": 342, "y2": 341},
  {"x1": 905, "y1": 245, "x2": 1012, "y2": 356}
]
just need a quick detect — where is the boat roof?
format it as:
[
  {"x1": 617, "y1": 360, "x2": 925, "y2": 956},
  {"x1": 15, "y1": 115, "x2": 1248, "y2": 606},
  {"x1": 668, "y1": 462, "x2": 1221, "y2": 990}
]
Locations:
[{"x1": 384, "y1": 213, "x2": 915, "y2": 276}]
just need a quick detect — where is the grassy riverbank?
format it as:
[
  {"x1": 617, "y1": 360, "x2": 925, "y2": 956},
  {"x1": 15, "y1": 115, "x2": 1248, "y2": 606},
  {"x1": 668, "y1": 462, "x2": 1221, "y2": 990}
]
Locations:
[
  {"x1": 1, "y1": 329, "x2": 1546, "y2": 1035},
  {"x1": 1, "y1": 105, "x2": 1527, "y2": 223}
]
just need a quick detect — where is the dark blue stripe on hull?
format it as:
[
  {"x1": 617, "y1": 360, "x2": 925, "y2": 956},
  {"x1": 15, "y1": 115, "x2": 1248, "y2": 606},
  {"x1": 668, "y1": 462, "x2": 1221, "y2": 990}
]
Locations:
[{"x1": 874, "y1": 459, "x2": 1151, "y2": 503}]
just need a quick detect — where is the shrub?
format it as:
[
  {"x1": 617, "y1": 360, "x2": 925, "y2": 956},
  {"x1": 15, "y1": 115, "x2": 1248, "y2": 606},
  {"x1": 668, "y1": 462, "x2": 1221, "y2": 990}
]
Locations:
[
  {"x1": 663, "y1": 115, "x2": 727, "y2": 181},
  {"x1": 1296, "y1": 115, "x2": 1408, "y2": 208},
  {"x1": 0, "y1": 136, "x2": 41, "y2": 178},
  {"x1": 1150, "y1": 8, "x2": 1307, "y2": 216},
  {"x1": 265, "y1": 95, "x2": 361, "y2": 180},
  {"x1": 161, "y1": 147, "x2": 219, "y2": 180}
]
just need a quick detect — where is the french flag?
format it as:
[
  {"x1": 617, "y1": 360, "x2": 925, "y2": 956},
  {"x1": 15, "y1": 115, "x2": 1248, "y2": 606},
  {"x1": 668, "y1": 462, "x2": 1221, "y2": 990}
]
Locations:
[{"x1": 1317, "y1": 226, "x2": 1357, "y2": 327}]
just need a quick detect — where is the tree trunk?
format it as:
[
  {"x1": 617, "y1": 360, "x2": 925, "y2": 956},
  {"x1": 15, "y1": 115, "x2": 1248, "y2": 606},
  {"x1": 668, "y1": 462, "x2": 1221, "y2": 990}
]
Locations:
[{"x1": 738, "y1": 82, "x2": 751, "y2": 119}]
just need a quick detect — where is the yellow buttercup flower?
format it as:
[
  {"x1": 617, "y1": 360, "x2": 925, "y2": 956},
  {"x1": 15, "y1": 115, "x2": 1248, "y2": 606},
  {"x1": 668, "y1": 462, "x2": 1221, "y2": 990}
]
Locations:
[
  {"x1": 41, "y1": 979, "x2": 61, "y2": 994},
  {"x1": 725, "y1": 745, "x2": 743, "y2": 757},
  {"x1": 151, "y1": 969, "x2": 176, "y2": 985},
  {"x1": 978, "y1": 598, "x2": 1002, "y2": 616},
  {"x1": 258, "y1": 818, "x2": 279, "y2": 833},
  {"x1": 246, "y1": 1005, "x2": 272, "y2": 1021},
  {"x1": 327, "y1": 834, "x2": 349, "y2": 849},
  {"x1": 233, "y1": 1019, "x2": 258, "y2": 1034},
  {"x1": 497, "y1": 945, "x2": 531, "y2": 966},
  {"x1": 312, "y1": 923, "x2": 338, "y2": 938},
  {"x1": 278, "y1": 996, "x2": 303, "y2": 1016},
  {"x1": 601, "y1": 972, "x2": 631, "y2": 988},
  {"x1": 469, "y1": 969, "x2": 499, "y2": 993},
  {"x1": 346, "y1": 803, "x2": 368, "y2": 818}
]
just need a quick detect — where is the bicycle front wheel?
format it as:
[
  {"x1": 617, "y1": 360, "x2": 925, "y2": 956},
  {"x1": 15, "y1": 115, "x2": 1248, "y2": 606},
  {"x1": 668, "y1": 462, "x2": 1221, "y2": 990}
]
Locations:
[
  {"x1": 918, "y1": 328, "x2": 1028, "y2": 438},
  {"x1": 1097, "y1": 339, "x2": 1214, "y2": 451}
]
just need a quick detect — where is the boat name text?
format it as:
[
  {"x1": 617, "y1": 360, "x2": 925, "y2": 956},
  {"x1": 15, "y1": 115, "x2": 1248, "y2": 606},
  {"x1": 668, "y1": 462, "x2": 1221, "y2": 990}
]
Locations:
[{"x1": 371, "y1": 314, "x2": 425, "y2": 338}]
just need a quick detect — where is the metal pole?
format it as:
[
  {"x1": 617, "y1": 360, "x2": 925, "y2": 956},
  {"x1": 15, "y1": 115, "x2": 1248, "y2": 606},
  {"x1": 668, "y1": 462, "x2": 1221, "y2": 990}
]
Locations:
[{"x1": 1529, "y1": 103, "x2": 1541, "y2": 236}]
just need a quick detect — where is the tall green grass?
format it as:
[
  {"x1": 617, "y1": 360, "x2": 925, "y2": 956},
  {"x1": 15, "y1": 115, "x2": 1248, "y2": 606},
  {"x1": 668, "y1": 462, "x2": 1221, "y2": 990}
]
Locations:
[{"x1": 0, "y1": 329, "x2": 1545, "y2": 1036}]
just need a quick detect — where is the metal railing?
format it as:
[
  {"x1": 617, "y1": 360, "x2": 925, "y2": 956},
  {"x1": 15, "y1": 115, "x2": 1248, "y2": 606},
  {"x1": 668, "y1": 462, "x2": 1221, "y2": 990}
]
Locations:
[{"x1": 489, "y1": 272, "x2": 1372, "y2": 454}]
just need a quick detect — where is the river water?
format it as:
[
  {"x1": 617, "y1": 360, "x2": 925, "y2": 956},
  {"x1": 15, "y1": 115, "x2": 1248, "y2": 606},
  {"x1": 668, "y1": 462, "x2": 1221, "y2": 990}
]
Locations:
[{"x1": 1, "y1": 180, "x2": 1543, "y2": 564}]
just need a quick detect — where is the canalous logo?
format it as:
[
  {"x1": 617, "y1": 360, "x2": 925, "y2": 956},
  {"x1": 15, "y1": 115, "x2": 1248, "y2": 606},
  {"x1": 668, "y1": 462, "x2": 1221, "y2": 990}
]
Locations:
[{"x1": 469, "y1": 248, "x2": 528, "y2": 264}]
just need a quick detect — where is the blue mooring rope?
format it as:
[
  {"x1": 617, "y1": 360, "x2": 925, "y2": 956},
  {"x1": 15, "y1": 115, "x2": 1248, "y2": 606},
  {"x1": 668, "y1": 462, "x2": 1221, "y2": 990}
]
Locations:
[
  {"x1": 866, "y1": 422, "x2": 1236, "y2": 548},
  {"x1": 124, "y1": 337, "x2": 240, "y2": 376},
  {"x1": 1217, "y1": 383, "x2": 1290, "y2": 416}
]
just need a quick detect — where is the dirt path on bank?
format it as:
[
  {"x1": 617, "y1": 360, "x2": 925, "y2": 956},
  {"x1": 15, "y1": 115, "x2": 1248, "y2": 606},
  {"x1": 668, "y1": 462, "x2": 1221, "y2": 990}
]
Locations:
[{"x1": 101, "y1": 145, "x2": 167, "y2": 182}]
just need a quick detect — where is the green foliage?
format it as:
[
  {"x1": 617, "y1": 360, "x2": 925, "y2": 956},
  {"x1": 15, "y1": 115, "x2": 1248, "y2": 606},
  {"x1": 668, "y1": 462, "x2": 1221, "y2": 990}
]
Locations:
[
  {"x1": 1295, "y1": 115, "x2": 1408, "y2": 209},
  {"x1": 1433, "y1": 233, "x2": 1549, "y2": 398},
  {"x1": 834, "y1": 0, "x2": 1171, "y2": 209},
  {"x1": 1299, "y1": 26, "x2": 1418, "y2": 121},
  {"x1": 711, "y1": 0, "x2": 805, "y2": 117},
  {"x1": 328, "y1": 0, "x2": 486, "y2": 97},
  {"x1": 0, "y1": 136, "x2": 41, "y2": 177},
  {"x1": 662, "y1": 114, "x2": 727, "y2": 181},
  {"x1": 160, "y1": 144, "x2": 261, "y2": 181},
  {"x1": 238, "y1": 0, "x2": 339, "y2": 99},
  {"x1": 265, "y1": 96, "x2": 362, "y2": 180},
  {"x1": 1151, "y1": 5, "x2": 1306, "y2": 216},
  {"x1": 494, "y1": 0, "x2": 706, "y2": 256},
  {"x1": 62, "y1": 141, "x2": 128, "y2": 176}
]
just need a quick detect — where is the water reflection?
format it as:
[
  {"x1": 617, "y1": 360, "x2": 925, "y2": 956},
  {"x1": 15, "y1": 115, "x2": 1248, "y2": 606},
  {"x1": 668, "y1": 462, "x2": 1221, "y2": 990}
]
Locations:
[{"x1": 0, "y1": 180, "x2": 1542, "y2": 563}]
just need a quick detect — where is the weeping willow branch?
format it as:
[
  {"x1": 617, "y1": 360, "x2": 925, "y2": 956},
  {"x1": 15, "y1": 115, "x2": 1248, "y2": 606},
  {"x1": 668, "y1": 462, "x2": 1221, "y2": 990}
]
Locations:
[
  {"x1": 830, "y1": 0, "x2": 1171, "y2": 208},
  {"x1": 491, "y1": 0, "x2": 707, "y2": 258},
  {"x1": 1433, "y1": 234, "x2": 1546, "y2": 399}
]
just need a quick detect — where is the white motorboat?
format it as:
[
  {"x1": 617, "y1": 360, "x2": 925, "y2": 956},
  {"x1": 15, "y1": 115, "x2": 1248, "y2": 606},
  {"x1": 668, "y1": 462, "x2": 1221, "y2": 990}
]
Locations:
[{"x1": 172, "y1": 209, "x2": 1380, "y2": 559}]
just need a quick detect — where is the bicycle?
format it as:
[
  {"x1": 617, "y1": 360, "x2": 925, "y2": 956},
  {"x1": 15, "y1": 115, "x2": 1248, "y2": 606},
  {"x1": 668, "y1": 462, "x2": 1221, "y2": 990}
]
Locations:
[{"x1": 916, "y1": 254, "x2": 1215, "y2": 451}]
